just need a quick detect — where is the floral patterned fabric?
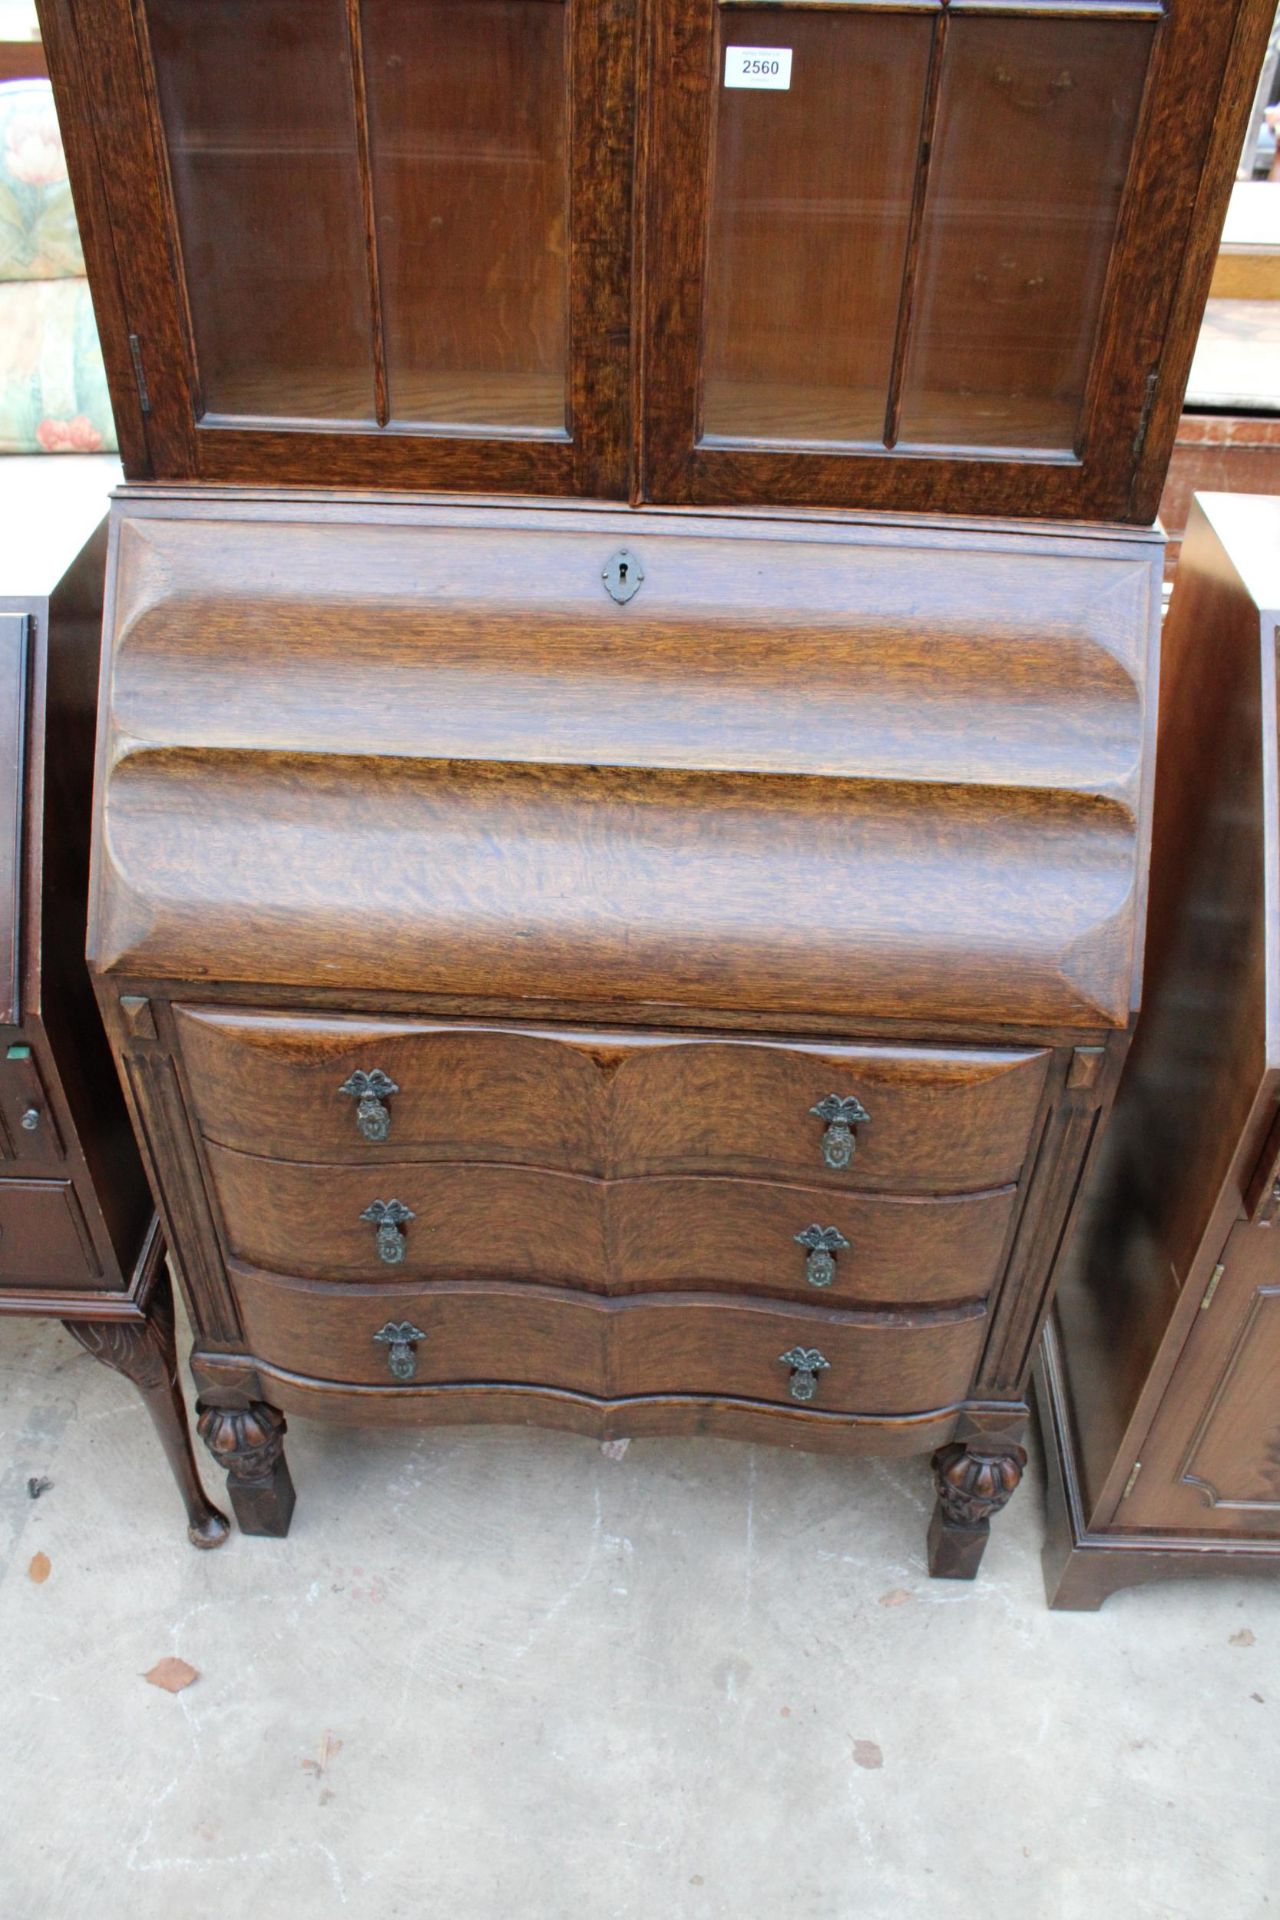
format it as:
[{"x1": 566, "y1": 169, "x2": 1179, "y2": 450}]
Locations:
[
  {"x1": 0, "y1": 278, "x2": 114, "y2": 452},
  {"x1": 0, "y1": 79, "x2": 117, "y2": 452},
  {"x1": 0, "y1": 80, "x2": 83, "y2": 280}
]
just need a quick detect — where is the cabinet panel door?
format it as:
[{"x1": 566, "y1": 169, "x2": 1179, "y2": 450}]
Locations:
[
  {"x1": 643, "y1": 0, "x2": 1270, "y2": 522},
  {"x1": 49, "y1": 0, "x2": 634, "y2": 494},
  {"x1": 1126, "y1": 1223, "x2": 1280, "y2": 1536},
  {"x1": 0, "y1": 613, "x2": 25, "y2": 1029},
  {"x1": 0, "y1": 1179, "x2": 98, "y2": 1285}
]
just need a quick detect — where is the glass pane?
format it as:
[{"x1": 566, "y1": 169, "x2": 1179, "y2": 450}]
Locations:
[
  {"x1": 700, "y1": 12, "x2": 933, "y2": 447},
  {"x1": 145, "y1": 0, "x2": 377, "y2": 424},
  {"x1": 363, "y1": 0, "x2": 569, "y2": 432},
  {"x1": 898, "y1": 17, "x2": 1154, "y2": 453}
]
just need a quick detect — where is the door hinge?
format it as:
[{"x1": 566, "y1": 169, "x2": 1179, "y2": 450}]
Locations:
[
  {"x1": 1121, "y1": 1460, "x2": 1143, "y2": 1501},
  {"x1": 1131, "y1": 368, "x2": 1158, "y2": 460},
  {"x1": 1199, "y1": 1263, "x2": 1225, "y2": 1312},
  {"x1": 128, "y1": 333, "x2": 152, "y2": 415}
]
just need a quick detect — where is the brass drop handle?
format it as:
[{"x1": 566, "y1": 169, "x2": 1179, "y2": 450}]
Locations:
[
  {"x1": 361, "y1": 1198, "x2": 414, "y2": 1264},
  {"x1": 794, "y1": 1224, "x2": 849, "y2": 1288},
  {"x1": 373, "y1": 1320, "x2": 427, "y2": 1381},
  {"x1": 809, "y1": 1094, "x2": 870, "y2": 1170},
  {"x1": 340, "y1": 1068, "x2": 399, "y2": 1142},
  {"x1": 778, "y1": 1346, "x2": 830, "y2": 1403}
]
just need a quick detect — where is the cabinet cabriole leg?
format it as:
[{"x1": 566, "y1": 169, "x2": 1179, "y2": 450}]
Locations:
[{"x1": 63, "y1": 1274, "x2": 230, "y2": 1549}]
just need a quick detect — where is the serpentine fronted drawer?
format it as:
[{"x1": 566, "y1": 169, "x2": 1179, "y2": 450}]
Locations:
[
  {"x1": 174, "y1": 1009, "x2": 1050, "y2": 1191},
  {"x1": 202, "y1": 1148, "x2": 1017, "y2": 1305},
  {"x1": 92, "y1": 498, "x2": 1159, "y2": 1031},
  {"x1": 227, "y1": 1271, "x2": 988, "y2": 1414}
]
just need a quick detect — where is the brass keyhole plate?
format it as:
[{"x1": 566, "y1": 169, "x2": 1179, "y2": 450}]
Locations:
[{"x1": 602, "y1": 549, "x2": 644, "y2": 605}]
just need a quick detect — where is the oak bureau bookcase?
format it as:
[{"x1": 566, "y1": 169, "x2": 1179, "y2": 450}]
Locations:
[
  {"x1": 87, "y1": 492, "x2": 1160, "y2": 1571},
  {"x1": 39, "y1": 0, "x2": 1275, "y2": 515},
  {"x1": 33, "y1": 0, "x2": 1272, "y2": 1567}
]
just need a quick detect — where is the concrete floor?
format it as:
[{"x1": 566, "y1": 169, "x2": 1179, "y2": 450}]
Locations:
[{"x1": 1, "y1": 1312, "x2": 1277, "y2": 1920}]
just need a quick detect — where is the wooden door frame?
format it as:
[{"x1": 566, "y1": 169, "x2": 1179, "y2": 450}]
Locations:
[
  {"x1": 39, "y1": 0, "x2": 638, "y2": 496},
  {"x1": 639, "y1": 0, "x2": 1275, "y2": 523}
]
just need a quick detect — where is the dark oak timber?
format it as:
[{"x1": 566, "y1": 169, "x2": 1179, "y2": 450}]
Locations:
[
  {"x1": 34, "y1": 2, "x2": 1261, "y2": 1579},
  {"x1": 0, "y1": 464, "x2": 226, "y2": 1548},
  {"x1": 84, "y1": 491, "x2": 1161, "y2": 1567},
  {"x1": 64, "y1": 1237, "x2": 228, "y2": 1547},
  {"x1": 35, "y1": 0, "x2": 1274, "y2": 519},
  {"x1": 1041, "y1": 495, "x2": 1280, "y2": 1609}
]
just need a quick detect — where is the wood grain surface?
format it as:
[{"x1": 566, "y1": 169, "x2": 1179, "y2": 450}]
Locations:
[
  {"x1": 228, "y1": 1267, "x2": 988, "y2": 1413},
  {"x1": 175, "y1": 1007, "x2": 1049, "y2": 1191},
  {"x1": 80, "y1": 490, "x2": 1157, "y2": 1560},
  {"x1": 0, "y1": 494, "x2": 223, "y2": 1541},
  {"x1": 93, "y1": 499, "x2": 1159, "y2": 1032},
  {"x1": 194, "y1": 1360, "x2": 978, "y2": 1457},
  {"x1": 0, "y1": 616, "x2": 26, "y2": 1029},
  {"x1": 1, "y1": 502, "x2": 154, "y2": 1313},
  {"x1": 202, "y1": 1143, "x2": 1016, "y2": 1304},
  {"x1": 40, "y1": 0, "x2": 635, "y2": 496},
  {"x1": 39, "y1": 0, "x2": 1276, "y2": 518},
  {"x1": 643, "y1": 0, "x2": 1276, "y2": 521},
  {"x1": 1124, "y1": 1222, "x2": 1280, "y2": 1535},
  {"x1": 0, "y1": 1179, "x2": 98, "y2": 1285},
  {"x1": 1041, "y1": 495, "x2": 1280, "y2": 1603}
]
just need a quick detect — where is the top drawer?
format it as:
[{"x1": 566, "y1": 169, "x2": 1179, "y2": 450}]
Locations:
[{"x1": 174, "y1": 1008, "x2": 1050, "y2": 1193}]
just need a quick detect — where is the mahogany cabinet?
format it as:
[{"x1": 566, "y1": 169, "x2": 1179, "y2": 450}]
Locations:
[
  {"x1": 87, "y1": 490, "x2": 1161, "y2": 1569},
  {"x1": 1040, "y1": 493, "x2": 1280, "y2": 1609},
  {"x1": 37, "y1": 0, "x2": 1274, "y2": 518},
  {"x1": 0, "y1": 459, "x2": 226, "y2": 1548}
]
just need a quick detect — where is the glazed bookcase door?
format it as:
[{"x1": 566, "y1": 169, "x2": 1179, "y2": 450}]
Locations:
[
  {"x1": 642, "y1": 0, "x2": 1267, "y2": 522},
  {"x1": 45, "y1": 0, "x2": 634, "y2": 493}
]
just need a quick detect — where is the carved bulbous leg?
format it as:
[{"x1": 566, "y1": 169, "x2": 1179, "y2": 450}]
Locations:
[
  {"x1": 197, "y1": 1401, "x2": 296, "y2": 1537},
  {"x1": 927, "y1": 1439, "x2": 1028, "y2": 1580},
  {"x1": 63, "y1": 1278, "x2": 230, "y2": 1549}
]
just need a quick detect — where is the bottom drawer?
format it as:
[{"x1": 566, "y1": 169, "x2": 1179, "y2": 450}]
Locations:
[
  {"x1": 0, "y1": 1179, "x2": 97, "y2": 1286},
  {"x1": 229, "y1": 1269, "x2": 987, "y2": 1415}
]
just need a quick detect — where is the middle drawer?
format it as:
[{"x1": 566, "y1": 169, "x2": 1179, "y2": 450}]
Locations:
[{"x1": 204, "y1": 1145, "x2": 1015, "y2": 1304}]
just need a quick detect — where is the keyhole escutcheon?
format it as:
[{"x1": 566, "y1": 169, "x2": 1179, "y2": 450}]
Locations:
[{"x1": 603, "y1": 548, "x2": 644, "y2": 605}]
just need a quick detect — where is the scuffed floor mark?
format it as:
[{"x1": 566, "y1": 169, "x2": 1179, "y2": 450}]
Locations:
[
  {"x1": 0, "y1": 1396, "x2": 74, "y2": 1582},
  {"x1": 742, "y1": 1448, "x2": 758, "y2": 1627},
  {"x1": 606, "y1": 1530, "x2": 634, "y2": 1596},
  {"x1": 302, "y1": 1730, "x2": 344, "y2": 1806},
  {"x1": 916, "y1": 1573, "x2": 1039, "y2": 1645},
  {"x1": 712, "y1": 1655, "x2": 752, "y2": 1706},
  {"x1": 872, "y1": 1456, "x2": 930, "y2": 1518},
  {"x1": 511, "y1": 1478, "x2": 604, "y2": 1661},
  {"x1": 126, "y1": 1768, "x2": 350, "y2": 1903}
]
